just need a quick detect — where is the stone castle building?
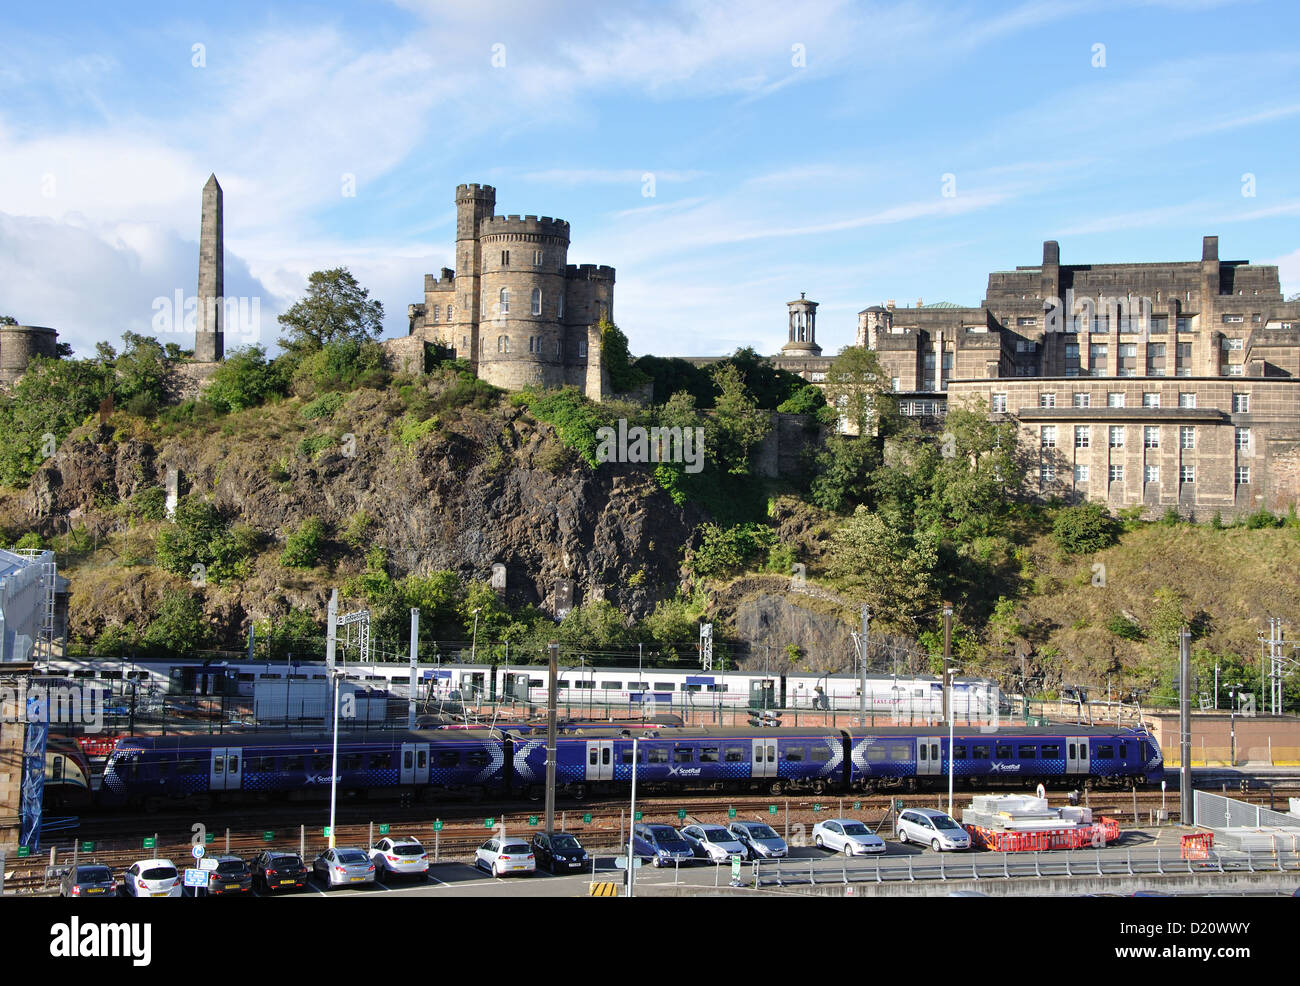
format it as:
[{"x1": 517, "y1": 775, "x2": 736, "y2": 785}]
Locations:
[
  {"x1": 0, "y1": 323, "x2": 59, "y2": 387},
  {"x1": 393, "y1": 183, "x2": 614, "y2": 399},
  {"x1": 834, "y1": 236, "x2": 1300, "y2": 518}
]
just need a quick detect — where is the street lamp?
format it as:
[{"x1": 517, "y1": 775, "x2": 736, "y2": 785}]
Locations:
[
  {"x1": 1226, "y1": 684, "x2": 1241, "y2": 767},
  {"x1": 626, "y1": 736, "x2": 639, "y2": 898},
  {"x1": 327, "y1": 668, "x2": 344, "y2": 849},
  {"x1": 946, "y1": 665, "x2": 959, "y2": 820}
]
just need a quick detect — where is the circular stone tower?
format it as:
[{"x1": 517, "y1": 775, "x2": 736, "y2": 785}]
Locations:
[
  {"x1": 782, "y1": 293, "x2": 822, "y2": 356},
  {"x1": 0, "y1": 324, "x2": 59, "y2": 386}
]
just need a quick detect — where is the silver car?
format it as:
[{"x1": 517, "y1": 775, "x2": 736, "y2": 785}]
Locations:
[
  {"x1": 728, "y1": 821, "x2": 788, "y2": 859},
  {"x1": 681, "y1": 824, "x2": 748, "y2": 863},
  {"x1": 813, "y1": 819, "x2": 887, "y2": 855},
  {"x1": 313, "y1": 847, "x2": 377, "y2": 888},
  {"x1": 897, "y1": 808, "x2": 972, "y2": 851}
]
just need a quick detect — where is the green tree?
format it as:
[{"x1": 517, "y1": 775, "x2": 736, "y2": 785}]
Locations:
[
  {"x1": 155, "y1": 495, "x2": 257, "y2": 583},
  {"x1": 687, "y1": 523, "x2": 776, "y2": 579},
  {"x1": 810, "y1": 434, "x2": 881, "y2": 513},
  {"x1": 0, "y1": 356, "x2": 115, "y2": 486},
  {"x1": 823, "y1": 346, "x2": 892, "y2": 437},
  {"x1": 708, "y1": 362, "x2": 770, "y2": 475},
  {"x1": 280, "y1": 517, "x2": 327, "y2": 568},
  {"x1": 776, "y1": 384, "x2": 826, "y2": 415},
  {"x1": 204, "y1": 345, "x2": 288, "y2": 413},
  {"x1": 1053, "y1": 503, "x2": 1119, "y2": 554},
  {"x1": 113, "y1": 332, "x2": 172, "y2": 412},
  {"x1": 141, "y1": 591, "x2": 210, "y2": 655},
  {"x1": 599, "y1": 319, "x2": 648, "y2": 394},
  {"x1": 277, "y1": 267, "x2": 385, "y2": 357},
  {"x1": 0, "y1": 314, "x2": 17, "y2": 325},
  {"x1": 824, "y1": 506, "x2": 941, "y2": 629}
]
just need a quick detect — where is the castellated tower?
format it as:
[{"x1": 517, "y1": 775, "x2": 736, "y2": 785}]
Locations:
[
  {"x1": 856, "y1": 305, "x2": 893, "y2": 348},
  {"x1": 453, "y1": 183, "x2": 496, "y2": 367}
]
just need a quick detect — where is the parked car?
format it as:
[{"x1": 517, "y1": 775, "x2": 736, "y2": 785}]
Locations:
[
  {"x1": 530, "y1": 832, "x2": 589, "y2": 874},
  {"x1": 122, "y1": 859, "x2": 182, "y2": 898},
  {"x1": 251, "y1": 850, "x2": 309, "y2": 893},
  {"x1": 813, "y1": 819, "x2": 887, "y2": 855},
  {"x1": 369, "y1": 837, "x2": 429, "y2": 880},
  {"x1": 59, "y1": 864, "x2": 116, "y2": 898},
  {"x1": 728, "y1": 821, "x2": 788, "y2": 860},
  {"x1": 631, "y1": 823, "x2": 695, "y2": 868},
  {"x1": 681, "y1": 824, "x2": 748, "y2": 863},
  {"x1": 897, "y1": 808, "x2": 971, "y2": 851},
  {"x1": 475, "y1": 838, "x2": 535, "y2": 877},
  {"x1": 313, "y1": 847, "x2": 376, "y2": 889},
  {"x1": 198, "y1": 855, "x2": 252, "y2": 896}
]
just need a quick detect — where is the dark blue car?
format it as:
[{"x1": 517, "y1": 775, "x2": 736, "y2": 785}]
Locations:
[{"x1": 632, "y1": 823, "x2": 695, "y2": 867}]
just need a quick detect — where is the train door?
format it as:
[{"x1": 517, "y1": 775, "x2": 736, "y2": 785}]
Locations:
[
  {"x1": 401, "y1": 742, "x2": 430, "y2": 785},
  {"x1": 751, "y1": 738, "x2": 777, "y2": 778},
  {"x1": 584, "y1": 740, "x2": 614, "y2": 782},
  {"x1": 916, "y1": 736, "x2": 942, "y2": 776},
  {"x1": 461, "y1": 672, "x2": 485, "y2": 702},
  {"x1": 748, "y1": 679, "x2": 776, "y2": 710},
  {"x1": 1066, "y1": 736, "x2": 1090, "y2": 775},
  {"x1": 507, "y1": 673, "x2": 530, "y2": 702},
  {"x1": 209, "y1": 747, "x2": 243, "y2": 791}
]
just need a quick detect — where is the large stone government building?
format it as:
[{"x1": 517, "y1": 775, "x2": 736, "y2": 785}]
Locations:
[
  {"x1": 393, "y1": 183, "x2": 614, "y2": 399},
  {"x1": 776, "y1": 236, "x2": 1300, "y2": 518}
]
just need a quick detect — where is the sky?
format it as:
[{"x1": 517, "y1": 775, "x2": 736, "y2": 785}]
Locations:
[{"x1": 1, "y1": 0, "x2": 1298, "y2": 360}]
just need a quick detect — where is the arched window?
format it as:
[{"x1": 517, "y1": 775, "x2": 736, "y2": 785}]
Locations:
[
  {"x1": 497, "y1": 335, "x2": 509, "y2": 353},
  {"x1": 447, "y1": 304, "x2": 454, "y2": 321},
  {"x1": 531, "y1": 287, "x2": 542, "y2": 316},
  {"x1": 499, "y1": 288, "x2": 510, "y2": 314}
]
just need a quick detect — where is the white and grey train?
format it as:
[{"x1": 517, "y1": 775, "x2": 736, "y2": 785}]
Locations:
[{"x1": 44, "y1": 655, "x2": 1002, "y2": 719}]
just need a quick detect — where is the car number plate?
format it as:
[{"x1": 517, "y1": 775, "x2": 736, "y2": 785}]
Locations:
[
  {"x1": 225, "y1": 884, "x2": 239, "y2": 890},
  {"x1": 280, "y1": 879, "x2": 296, "y2": 885},
  {"x1": 87, "y1": 888, "x2": 104, "y2": 894},
  {"x1": 350, "y1": 876, "x2": 365, "y2": 882},
  {"x1": 151, "y1": 891, "x2": 169, "y2": 897}
]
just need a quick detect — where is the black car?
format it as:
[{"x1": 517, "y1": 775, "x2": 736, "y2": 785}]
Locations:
[
  {"x1": 199, "y1": 855, "x2": 253, "y2": 896},
  {"x1": 531, "y1": 832, "x2": 589, "y2": 874},
  {"x1": 251, "y1": 850, "x2": 310, "y2": 893},
  {"x1": 59, "y1": 864, "x2": 117, "y2": 899}
]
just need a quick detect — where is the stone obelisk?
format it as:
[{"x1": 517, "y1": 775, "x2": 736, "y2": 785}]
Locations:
[{"x1": 196, "y1": 173, "x2": 224, "y2": 362}]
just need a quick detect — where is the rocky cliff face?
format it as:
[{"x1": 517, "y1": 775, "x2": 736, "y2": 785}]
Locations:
[{"x1": 18, "y1": 389, "x2": 705, "y2": 627}]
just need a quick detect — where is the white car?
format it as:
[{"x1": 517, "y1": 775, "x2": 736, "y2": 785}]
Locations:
[
  {"x1": 681, "y1": 824, "x2": 748, "y2": 863},
  {"x1": 475, "y1": 838, "x2": 535, "y2": 878},
  {"x1": 897, "y1": 809, "x2": 971, "y2": 851},
  {"x1": 813, "y1": 819, "x2": 887, "y2": 856},
  {"x1": 369, "y1": 837, "x2": 429, "y2": 879},
  {"x1": 122, "y1": 858, "x2": 182, "y2": 897}
]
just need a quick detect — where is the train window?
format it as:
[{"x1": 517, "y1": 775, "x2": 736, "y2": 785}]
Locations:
[
  {"x1": 342, "y1": 755, "x2": 362, "y2": 771},
  {"x1": 177, "y1": 758, "x2": 200, "y2": 775},
  {"x1": 1018, "y1": 747, "x2": 1036, "y2": 759},
  {"x1": 653, "y1": 682, "x2": 675, "y2": 691},
  {"x1": 312, "y1": 755, "x2": 330, "y2": 772},
  {"x1": 700, "y1": 747, "x2": 719, "y2": 762},
  {"x1": 213, "y1": 756, "x2": 224, "y2": 775},
  {"x1": 589, "y1": 748, "x2": 599, "y2": 766},
  {"x1": 889, "y1": 743, "x2": 910, "y2": 761},
  {"x1": 466, "y1": 752, "x2": 489, "y2": 768},
  {"x1": 686, "y1": 684, "x2": 702, "y2": 692},
  {"x1": 1068, "y1": 744, "x2": 1076, "y2": 759},
  {"x1": 284, "y1": 756, "x2": 303, "y2": 772},
  {"x1": 1097, "y1": 745, "x2": 1114, "y2": 759},
  {"x1": 602, "y1": 682, "x2": 622, "y2": 690},
  {"x1": 673, "y1": 747, "x2": 694, "y2": 763},
  {"x1": 602, "y1": 747, "x2": 611, "y2": 765},
  {"x1": 1041, "y1": 744, "x2": 1060, "y2": 758},
  {"x1": 571, "y1": 680, "x2": 595, "y2": 689},
  {"x1": 436, "y1": 751, "x2": 459, "y2": 768},
  {"x1": 971, "y1": 745, "x2": 990, "y2": 759},
  {"x1": 227, "y1": 755, "x2": 239, "y2": 774},
  {"x1": 867, "y1": 744, "x2": 888, "y2": 762},
  {"x1": 73, "y1": 669, "x2": 94, "y2": 678},
  {"x1": 238, "y1": 673, "x2": 255, "y2": 681},
  {"x1": 529, "y1": 679, "x2": 543, "y2": 688},
  {"x1": 628, "y1": 682, "x2": 646, "y2": 692},
  {"x1": 417, "y1": 750, "x2": 427, "y2": 769},
  {"x1": 724, "y1": 747, "x2": 746, "y2": 762},
  {"x1": 1079, "y1": 743, "x2": 1087, "y2": 758},
  {"x1": 809, "y1": 746, "x2": 828, "y2": 762},
  {"x1": 648, "y1": 748, "x2": 668, "y2": 763},
  {"x1": 918, "y1": 745, "x2": 927, "y2": 761},
  {"x1": 369, "y1": 753, "x2": 392, "y2": 770},
  {"x1": 785, "y1": 748, "x2": 805, "y2": 762},
  {"x1": 621, "y1": 749, "x2": 644, "y2": 764},
  {"x1": 953, "y1": 746, "x2": 967, "y2": 760},
  {"x1": 1119, "y1": 743, "x2": 1128, "y2": 759},
  {"x1": 996, "y1": 744, "x2": 1012, "y2": 758},
  {"x1": 51, "y1": 756, "x2": 64, "y2": 780}
]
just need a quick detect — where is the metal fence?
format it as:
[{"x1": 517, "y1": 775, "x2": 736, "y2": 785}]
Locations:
[{"x1": 1194, "y1": 790, "x2": 1300, "y2": 831}]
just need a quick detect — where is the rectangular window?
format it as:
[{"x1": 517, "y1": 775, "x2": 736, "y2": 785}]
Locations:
[
  {"x1": 1018, "y1": 746, "x2": 1037, "y2": 759},
  {"x1": 889, "y1": 743, "x2": 911, "y2": 761},
  {"x1": 1180, "y1": 427, "x2": 1195, "y2": 450},
  {"x1": 785, "y1": 747, "x2": 805, "y2": 762},
  {"x1": 991, "y1": 393, "x2": 1007, "y2": 413},
  {"x1": 1180, "y1": 465, "x2": 1195, "y2": 484},
  {"x1": 601, "y1": 681, "x2": 621, "y2": 690},
  {"x1": 1040, "y1": 426, "x2": 1057, "y2": 448},
  {"x1": 952, "y1": 746, "x2": 966, "y2": 760},
  {"x1": 1073, "y1": 393, "x2": 1091, "y2": 408},
  {"x1": 533, "y1": 250, "x2": 543, "y2": 266},
  {"x1": 995, "y1": 744, "x2": 1013, "y2": 759},
  {"x1": 1222, "y1": 315, "x2": 1244, "y2": 325},
  {"x1": 653, "y1": 682, "x2": 675, "y2": 691},
  {"x1": 971, "y1": 745, "x2": 990, "y2": 760},
  {"x1": 1018, "y1": 317, "x2": 1037, "y2": 326},
  {"x1": 501, "y1": 250, "x2": 510, "y2": 266},
  {"x1": 1040, "y1": 464, "x2": 1055, "y2": 484},
  {"x1": 1235, "y1": 427, "x2": 1250, "y2": 450},
  {"x1": 647, "y1": 748, "x2": 668, "y2": 763},
  {"x1": 724, "y1": 747, "x2": 746, "y2": 763},
  {"x1": 1097, "y1": 745, "x2": 1115, "y2": 759},
  {"x1": 699, "y1": 747, "x2": 719, "y2": 763},
  {"x1": 673, "y1": 747, "x2": 694, "y2": 763},
  {"x1": 1232, "y1": 393, "x2": 1249, "y2": 413},
  {"x1": 1074, "y1": 426, "x2": 1090, "y2": 449},
  {"x1": 432, "y1": 305, "x2": 440, "y2": 324},
  {"x1": 866, "y1": 744, "x2": 888, "y2": 763},
  {"x1": 1145, "y1": 464, "x2": 1159, "y2": 483},
  {"x1": 1074, "y1": 464, "x2": 1089, "y2": 483},
  {"x1": 1142, "y1": 392, "x2": 1160, "y2": 408},
  {"x1": 1039, "y1": 392, "x2": 1056, "y2": 408},
  {"x1": 1236, "y1": 466, "x2": 1250, "y2": 485},
  {"x1": 1109, "y1": 464, "x2": 1124, "y2": 482},
  {"x1": 1144, "y1": 426, "x2": 1160, "y2": 449},
  {"x1": 1177, "y1": 317, "x2": 1193, "y2": 332},
  {"x1": 1109, "y1": 426, "x2": 1125, "y2": 448},
  {"x1": 1179, "y1": 393, "x2": 1197, "y2": 409},
  {"x1": 1107, "y1": 392, "x2": 1125, "y2": 407},
  {"x1": 1041, "y1": 744, "x2": 1060, "y2": 759}
]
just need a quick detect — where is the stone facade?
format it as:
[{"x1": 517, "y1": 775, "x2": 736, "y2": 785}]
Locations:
[
  {"x1": 859, "y1": 236, "x2": 1300, "y2": 517},
  {"x1": 195, "y1": 174, "x2": 224, "y2": 363},
  {"x1": 0, "y1": 324, "x2": 59, "y2": 387},
  {"x1": 402, "y1": 184, "x2": 615, "y2": 399}
]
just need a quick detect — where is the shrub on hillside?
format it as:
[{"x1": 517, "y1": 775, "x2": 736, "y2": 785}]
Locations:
[
  {"x1": 280, "y1": 517, "x2": 327, "y2": 568},
  {"x1": 1052, "y1": 503, "x2": 1119, "y2": 554},
  {"x1": 204, "y1": 346, "x2": 288, "y2": 413}
]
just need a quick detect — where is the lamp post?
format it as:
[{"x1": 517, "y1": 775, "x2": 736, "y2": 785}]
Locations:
[
  {"x1": 627, "y1": 736, "x2": 639, "y2": 898},
  {"x1": 328, "y1": 669, "x2": 342, "y2": 849},
  {"x1": 946, "y1": 665, "x2": 959, "y2": 820},
  {"x1": 1227, "y1": 685, "x2": 1240, "y2": 767}
]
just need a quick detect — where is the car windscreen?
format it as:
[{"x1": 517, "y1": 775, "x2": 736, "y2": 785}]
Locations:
[
  {"x1": 391, "y1": 844, "x2": 425, "y2": 856},
  {"x1": 841, "y1": 823, "x2": 870, "y2": 836},
  {"x1": 141, "y1": 867, "x2": 176, "y2": 881},
  {"x1": 552, "y1": 835, "x2": 581, "y2": 850},
  {"x1": 216, "y1": 860, "x2": 247, "y2": 874},
  {"x1": 271, "y1": 856, "x2": 301, "y2": 868},
  {"x1": 502, "y1": 843, "x2": 530, "y2": 854},
  {"x1": 702, "y1": 827, "x2": 731, "y2": 840},
  {"x1": 933, "y1": 816, "x2": 962, "y2": 830},
  {"x1": 78, "y1": 867, "x2": 112, "y2": 882},
  {"x1": 648, "y1": 826, "x2": 679, "y2": 840},
  {"x1": 748, "y1": 825, "x2": 779, "y2": 839},
  {"x1": 336, "y1": 851, "x2": 368, "y2": 864}
]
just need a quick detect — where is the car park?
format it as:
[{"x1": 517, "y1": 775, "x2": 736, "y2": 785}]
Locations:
[
  {"x1": 369, "y1": 837, "x2": 429, "y2": 880},
  {"x1": 200, "y1": 855, "x2": 253, "y2": 896},
  {"x1": 812, "y1": 819, "x2": 887, "y2": 855},
  {"x1": 681, "y1": 824, "x2": 748, "y2": 863},
  {"x1": 251, "y1": 850, "x2": 309, "y2": 893},
  {"x1": 728, "y1": 821, "x2": 788, "y2": 859},
  {"x1": 631, "y1": 823, "x2": 696, "y2": 867},
  {"x1": 475, "y1": 838, "x2": 535, "y2": 877},
  {"x1": 313, "y1": 847, "x2": 376, "y2": 889},
  {"x1": 59, "y1": 864, "x2": 116, "y2": 898},
  {"x1": 897, "y1": 808, "x2": 972, "y2": 851},
  {"x1": 122, "y1": 859, "x2": 182, "y2": 898},
  {"x1": 530, "y1": 832, "x2": 589, "y2": 874}
]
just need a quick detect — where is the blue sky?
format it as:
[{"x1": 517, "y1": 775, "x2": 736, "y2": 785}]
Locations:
[{"x1": 1, "y1": 0, "x2": 1298, "y2": 360}]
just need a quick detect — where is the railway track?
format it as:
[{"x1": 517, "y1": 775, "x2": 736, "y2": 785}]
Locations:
[{"x1": 9, "y1": 784, "x2": 1299, "y2": 894}]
